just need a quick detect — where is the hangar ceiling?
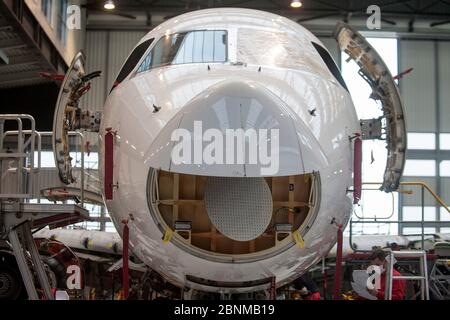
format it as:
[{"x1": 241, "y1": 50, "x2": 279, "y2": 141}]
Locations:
[
  {"x1": 84, "y1": 0, "x2": 450, "y2": 28},
  {"x1": 0, "y1": 1, "x2": 67, "y2": 89},
  {"x1": 84, "y1": 0, "x2": 450, "y2": 16}
]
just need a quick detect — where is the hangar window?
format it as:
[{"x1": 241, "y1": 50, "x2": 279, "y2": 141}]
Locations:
[
  {"x1": 403, "y1": 160, "x2": 436, "y2": 176},
  {"x1": 441, "y1": 207, "x2": 450, "y2": 222},
  {"x1": 407, "y1": 133, "x2": 436, "y2": 150},
  {"x1": 112, "y1": 38, "x2": 154, "y2": 89},
  {"x1": 403, "y1": 206, "x2": 437, "y2": 221},
  {"x1": 41, "y1": 0, "x2": 53, "y2": 23},
  {"x1": 440, "y1": 133, "x2": 450, "y2": 150},
  {"x1": 58, "y1": 0, "x2": 68, "y2": 45},
  {"x1": 136, "y1": 30, "x2": 227, "y2": 73},
  {"x1": 312, "y1": 42, "x2": 348, "y2": 92},
  {"x1": 440, "y1": 161, "x2": 450, "y2": 177},
  {"x1": 402, "y1": 227, "x2": 436, "y2": 235}
]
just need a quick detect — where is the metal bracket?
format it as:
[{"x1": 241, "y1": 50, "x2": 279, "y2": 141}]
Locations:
[
  {"x1": 360, "y1": 118, "x2": 383, "y2": 140},
  {"x1": 76, "y1": 110, "x2": 102, "y2": 132}
]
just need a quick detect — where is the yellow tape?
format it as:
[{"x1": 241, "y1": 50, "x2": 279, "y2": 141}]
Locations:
[
  {"x1": 163, "y1": 228, "x2": 174, "y2": 243},
  {"x1": 292, "y1": 230, "x2": 305, "y2": 248}
]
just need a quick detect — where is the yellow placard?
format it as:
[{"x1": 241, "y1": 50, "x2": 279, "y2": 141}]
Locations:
[
  {"x1": 292, "y1": 230, "x2": 305, "y2": 248},
  {"x1": 163, "y1": 228, "x2": 174, "y2": 243}
]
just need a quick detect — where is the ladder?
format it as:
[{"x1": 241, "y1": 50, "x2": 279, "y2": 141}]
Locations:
[{"x1": 384, "y1": 250, "x2": 429, "y2": 300}]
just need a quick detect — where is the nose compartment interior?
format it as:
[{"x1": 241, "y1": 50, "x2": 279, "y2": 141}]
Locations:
[
  {"x1": 151, "y1": 170, "x2": 319, "y2": 256},
  {"x1": 204, "y1": 177, "x2": 273, "y2": 242}
]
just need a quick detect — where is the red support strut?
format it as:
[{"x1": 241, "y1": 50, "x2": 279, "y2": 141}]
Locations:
[
  {"x1": 39, "y1": 72, "x2": 65, "y2": 81},
  {"x1": 269, "y1": 276, "x2": 276, "y2": 300},
  {"x1": 353, "y1": 136, "x2": 362, "y2": 204},
  {"x1": 333, "y1": 223, "x2": 343, "y2": 300},
  {"x1": 122, "y1": 220, "x2": 129, "y2": 300},
  {"x1": 104, "y1": 129, "x2": 114, "y2": 200},
  {"x1": 393, "y1": 67, "x2": 413, "y2": 80}
]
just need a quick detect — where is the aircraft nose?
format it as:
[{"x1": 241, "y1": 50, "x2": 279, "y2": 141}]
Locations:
[{"x1": 146, "y1": 80, "x2": 328, "y2": 177}]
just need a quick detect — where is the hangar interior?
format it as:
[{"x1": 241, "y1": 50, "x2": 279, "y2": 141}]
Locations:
[{"x1": 0, "y1": 0, "x2": 450, "y2": 301}]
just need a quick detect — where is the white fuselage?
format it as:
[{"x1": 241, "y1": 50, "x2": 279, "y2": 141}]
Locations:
[{"x1": 99, "y1": 8, "x2": 359, "y2": 292}]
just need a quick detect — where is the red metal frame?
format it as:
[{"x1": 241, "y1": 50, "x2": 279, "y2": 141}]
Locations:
[{"x1": 32, "y1": 213, "x2": 90, "y2": 229}]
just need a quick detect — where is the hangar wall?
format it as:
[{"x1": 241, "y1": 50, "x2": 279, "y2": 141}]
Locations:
[
  {"x1": 399, "y1": 38, "x2": 450, "y2": 233},
  {"x1": 400, "y1": 40, "x2": 437, "y2": 132},
  {"x1": 82, "y1": 30, "x2": 147, "y2": 112}
]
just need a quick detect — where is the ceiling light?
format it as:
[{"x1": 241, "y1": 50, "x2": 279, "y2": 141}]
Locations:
[
  {"x1": 104, "y1": 0, "x2": 115, "y2": 10},
  {"x1": 291, "y1": 1, "x2": 302, "y2": 8}
]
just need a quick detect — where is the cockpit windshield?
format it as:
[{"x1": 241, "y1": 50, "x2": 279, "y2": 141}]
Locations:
[
  {"x1": 137, "y1": 30, "x2": 227, "y2": 73},
  {"x1": 237, "y1": 28, "x2": 324, "y2": 73}
]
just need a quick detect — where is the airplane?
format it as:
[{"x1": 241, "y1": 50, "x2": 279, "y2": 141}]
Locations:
[{"x1": 47, "y1": 7, "x2": 406, "y2": 298}]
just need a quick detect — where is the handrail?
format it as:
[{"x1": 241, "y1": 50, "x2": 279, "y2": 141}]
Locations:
[
  {"x1": 0, "y1": 115, "x2": 36, "y2": 198},
  {"x1": 400, "y1": 181, "x2": 450, "y2": 213},
  {"x1": 362, "y1": 181, "x2": 449, "y2": 213},
  {"x1": 1, "y1": 130, "x2": 86, "y2": 207},
  {"x1": 3, "y1": 130, "x2": 42, "y2": 171},
  {"x1": 3, "y1": 130, "x2": 42, "y2": 202},
  {"x1": 349, "y1": 181, "x2": 450, "y2": 252}
]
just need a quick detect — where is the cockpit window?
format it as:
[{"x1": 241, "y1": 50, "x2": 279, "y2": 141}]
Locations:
[
  {"x1": 311, "y1": 42, "x2": 349, "y2": 92},
  {"x1": 136, "y1": 30, "x2": 227, "y2": 73},
  {"x1": 113, "y1": 38, "x2": 154, "y2": 89},
  {"x1": 236, "y1": 28, "x2": 327, "y2": 75}
]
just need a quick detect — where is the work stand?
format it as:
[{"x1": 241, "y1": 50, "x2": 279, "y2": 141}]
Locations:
[
  {"x1": 1, "y1": 202, "x2": 90, "y2": 300},
  {"x1": 0, "y1": 114, "x2": 90, "y2": 300}
]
